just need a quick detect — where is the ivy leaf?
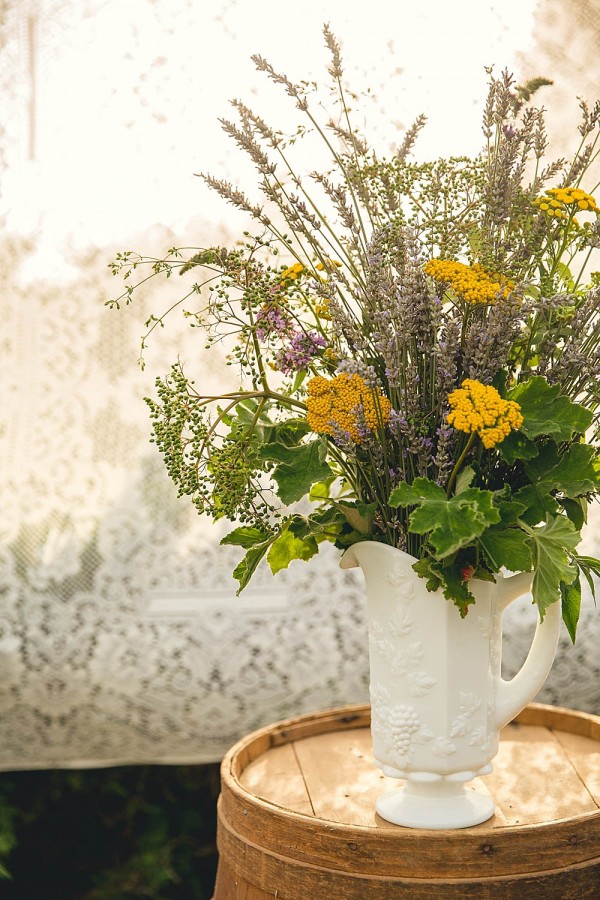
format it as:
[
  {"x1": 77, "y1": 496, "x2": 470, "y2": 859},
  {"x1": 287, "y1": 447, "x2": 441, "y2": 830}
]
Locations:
[
  {"x1": 508, "y1": 376, "x2": 592, "y2": 441},
  {"x1": 561, "y1": 575, "x2": 581, "y2": 644},
  {"x1": 525, "y1": 515, "x2": 580, "y2": 617},
  {"x1": 478, "y1": 526, "x2": 533, "y2": 573},
  {"x1": 389, "y1": 478, "x2": 500, "y2": 558},
  {"x1": 260, "y1": 439, "x2": 332, "y2": 505},
  {"x1": 267, "y1": 528, "x2": 319, "y2": 575}
]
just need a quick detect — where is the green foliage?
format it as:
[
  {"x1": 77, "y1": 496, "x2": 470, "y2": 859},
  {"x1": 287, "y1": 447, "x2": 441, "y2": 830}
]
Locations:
[
  {"x1": 523, "y1": 515, "x2": 580, "y2": 617},
  {"x1": 561, "y1": 575, "x2": 582, "y2": 644},
  {"x1": 0, "y1": 764, "x2": 220, "y2": 899},
  {"x1": 259, "y1": 438, "x2": 332, "y2": 505},
  {"x1": 508, "y1": 377, "x2": 593, "y2": 441},
  {"x1": 478, "y1": 525, "x2": 534, "y2": 573},
  {"x1": 389, "y1": 478, "x2": 500, "y2": 557}
]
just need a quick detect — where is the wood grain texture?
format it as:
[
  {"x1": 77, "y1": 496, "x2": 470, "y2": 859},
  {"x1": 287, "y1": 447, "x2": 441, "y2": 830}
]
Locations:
[
  {"x1": 484, "y1": 722, "x2": 598, "y2": 825},
  {"x1": 240, "y1": 742, "x2": 314, "y2": 816},
  {"x1": 214, "y1": 703, "x2": 600, "y2": 898}
]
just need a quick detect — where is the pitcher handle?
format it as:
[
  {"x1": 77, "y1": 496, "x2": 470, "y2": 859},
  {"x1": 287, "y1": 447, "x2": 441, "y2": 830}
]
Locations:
[{"x1": 494, "y1": 573, "x2": 561, "y2": 730}]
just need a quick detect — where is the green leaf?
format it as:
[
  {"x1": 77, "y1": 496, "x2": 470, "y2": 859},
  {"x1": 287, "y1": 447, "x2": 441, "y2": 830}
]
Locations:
[
  {"x1": 389, "y1": 478, "x2": 443, "y2": 507},
  {"x1": 222, "y1": 527, "x2": 278, "y2": 592},
  {"x1": 308, "y1": 477, "x2": 335, "y2": 500},
  {"x1": 264, "y1": 439, "x2": 332, "y2": 505},
  {"x1": 288, "y1": 507, "x2": 345, "y2": 542},
  {"x1": 513, "y1": 483, "x2": 560, "y2": 526},
  {"x1": 561, "y1": 575, "x2": 581, "y2": 644},
  {"x1": 536, "y1": 443, "x2": 600, "y2": 499},
  {"x1": 522, "y1": 440, "x2": 560, "y2": 481},
  {"x1": 440, "y1": 565, "x2": 477, "y2": 617},
  {"x1": 411, "y1": 557, "x2": 476, "y2": 616},
  {"x1": 497, "y1": 430, "x2": 539, "y2": 464},
  {"x1": 269, "y1": 418, "x2": 312, "y2": 446},
  {"x1": 231, "y1": 542, "x2": 273, "y2": 593},
  {"x1": 390, "y1": 478, "x2": 500, "y2": 558},
  {"x1": 508, "y1": 376, "x2": 592, "y2": 441},
  {"x1": 412, "y1": 556, "x2": 443, "y2": 593},
  {"x1": 525, "y1": 515, "x2": 580, "y2": 617},
  {"x1": 338, "y1": 502, "x2": 376, "y2": 534},
  {"x1": 495, "y1": 498, "x2": 529, "y2": 525},
  {"x1": 478, "y1": 526, "x2": 533, "y2": 573},
  {"x1": 573, "y1": 554, "x2": 600, "y2": 601},
  {"x1": 559, "y1": 497, "x2": 586, "y2": 531},
  {"x1": 455, "y1": 466, "x2": 475, "y2": 494},
  {"x1": 221, "y1": 526, "x2": 272, "y2": 549},
  {"x1": 267, "y1": 529, "x2": 319, "y2": 574}
]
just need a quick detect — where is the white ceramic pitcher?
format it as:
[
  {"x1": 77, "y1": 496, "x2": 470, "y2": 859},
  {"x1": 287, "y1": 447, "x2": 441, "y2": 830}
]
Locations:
[{"x1": 341, "y1": 541, "x2": 562, "y2": 829}]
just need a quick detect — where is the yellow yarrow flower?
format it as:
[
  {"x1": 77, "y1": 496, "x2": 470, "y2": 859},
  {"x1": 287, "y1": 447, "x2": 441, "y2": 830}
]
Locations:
[
  {"x1": 423, "y1": 259, "x2": 513, "y2": 304},
  {"x1": 306, "y1": 373, "x2": 391, "y2": 444},
  {"x1": 446, "y1": 379, "x2": 523, "y2": 449}
]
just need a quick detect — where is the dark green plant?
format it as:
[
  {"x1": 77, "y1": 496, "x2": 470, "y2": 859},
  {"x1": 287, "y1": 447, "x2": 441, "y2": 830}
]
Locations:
[{"x1": 0, "y1": 764, "x2": 220, "y2": 899}]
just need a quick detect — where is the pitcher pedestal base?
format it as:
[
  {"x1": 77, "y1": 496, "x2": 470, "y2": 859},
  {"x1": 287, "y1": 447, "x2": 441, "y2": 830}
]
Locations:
[{"x1": 376, "y1": 777, "x2": 495, "y2": 830}]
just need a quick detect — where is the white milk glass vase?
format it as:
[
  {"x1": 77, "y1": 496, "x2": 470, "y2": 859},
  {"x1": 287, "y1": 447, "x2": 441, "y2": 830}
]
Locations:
[{"x1": 341, "y1": 541, "x2": 562, "y2": 830}]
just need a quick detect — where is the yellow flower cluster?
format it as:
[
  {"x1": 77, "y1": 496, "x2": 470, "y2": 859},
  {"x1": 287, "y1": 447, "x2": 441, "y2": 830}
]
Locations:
[
  {"x1": 446, "y1": 379, "x2": 523, "y2": 449},
  {"x1": 306, "y1": 373, "x2": 391, "y2": 444},
  {"x1": 280, "y1": 262, "x2": 305, "y2": 282},
  {"x1": 534, "y1": 186, "x2": 598, "y2": 219},
  {"x1": 314, "y1": 299, "x2": 332, "y2": 319},
  {"x1": 424, "y1": 259, "x2": 513, "y2": 304},
  {"x1": 316, "y1": 258, "x2": 343, "y2": 271}
]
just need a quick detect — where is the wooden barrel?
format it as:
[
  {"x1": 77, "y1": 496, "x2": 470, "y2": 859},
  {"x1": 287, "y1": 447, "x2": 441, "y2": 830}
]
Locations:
[{"x1": 213, "y1": 703, "x2": 600, "y2": 898}]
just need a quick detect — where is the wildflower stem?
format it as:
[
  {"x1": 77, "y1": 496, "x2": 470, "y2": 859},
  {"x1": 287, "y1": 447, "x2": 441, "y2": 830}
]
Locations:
[{"x1": 445, "y1": 433, "x2": 476, "y2": 496}]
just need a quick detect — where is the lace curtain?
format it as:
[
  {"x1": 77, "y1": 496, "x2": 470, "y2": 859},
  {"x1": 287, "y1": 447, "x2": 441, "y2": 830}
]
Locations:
[{"x1": 1, "y1": 0, "x2": 599, "y2": 770}]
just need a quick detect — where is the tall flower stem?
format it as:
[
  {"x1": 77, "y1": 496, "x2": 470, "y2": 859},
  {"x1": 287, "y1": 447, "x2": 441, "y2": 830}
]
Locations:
[{"x1": 445, "y1": 433, "x2": 476, "y2": 496}]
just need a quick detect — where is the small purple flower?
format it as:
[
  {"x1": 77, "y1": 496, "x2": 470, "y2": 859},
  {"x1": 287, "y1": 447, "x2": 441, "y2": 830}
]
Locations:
[
  {"x1": 256, "y1": 304, "x2": 291, "y2": 342},
  {"x1": 274, "y1": 330, "x2": 327, "y2": 374}
]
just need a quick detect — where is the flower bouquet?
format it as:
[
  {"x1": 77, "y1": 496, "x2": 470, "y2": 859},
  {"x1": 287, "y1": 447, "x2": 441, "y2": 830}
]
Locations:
[{"x1": 110, "y1": 28, "x2": 600, "y2": 639}]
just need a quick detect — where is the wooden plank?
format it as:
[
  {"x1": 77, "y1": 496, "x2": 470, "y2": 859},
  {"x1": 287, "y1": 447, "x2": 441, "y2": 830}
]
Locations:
[
  {"x1": 292, "y1": 727, "x2": 390, "y2": 826},
  {"x1": 552, "y1": 729, "x2": 600, "y2": 808},
  {"x1": 239, "y1": 742, "x2": 314, "y2": 816},
  {"x1": 483, "y1": 723, "x2": 598, "y2": 825}
]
